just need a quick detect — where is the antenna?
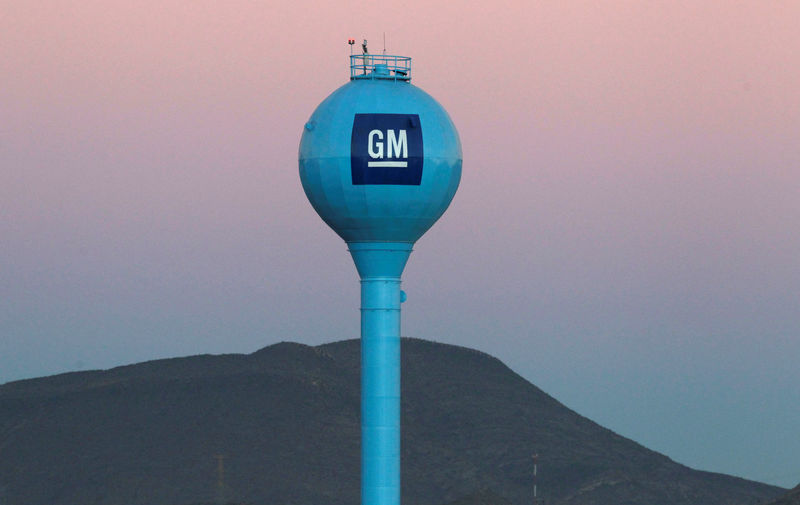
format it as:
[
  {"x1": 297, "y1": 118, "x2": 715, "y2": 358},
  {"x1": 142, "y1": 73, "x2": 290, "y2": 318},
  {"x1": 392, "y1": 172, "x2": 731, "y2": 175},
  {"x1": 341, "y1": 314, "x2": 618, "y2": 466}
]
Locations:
[
  {"x1": 348, "y1": 38, "x2": 355, "y2": 55},
  {"x1": 533, "y1": 454, "x2": 543, "y2": 505},
  {"x1": 215, "y1": 454, "x2": 226, "y2": 504},
  {"x1": 383, "y1": 32, "x2": 386, "y2": 55},
  {"x1": 361, "y1": 39, "x2": 369, "y2": 75}
]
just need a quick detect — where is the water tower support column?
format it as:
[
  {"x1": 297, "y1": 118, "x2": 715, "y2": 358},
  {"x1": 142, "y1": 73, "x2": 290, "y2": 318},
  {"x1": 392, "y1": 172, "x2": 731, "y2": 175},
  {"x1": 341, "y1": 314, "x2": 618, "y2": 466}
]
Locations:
[{"x1": 349, "y1": 242, "x2": 413, "y2": 505}]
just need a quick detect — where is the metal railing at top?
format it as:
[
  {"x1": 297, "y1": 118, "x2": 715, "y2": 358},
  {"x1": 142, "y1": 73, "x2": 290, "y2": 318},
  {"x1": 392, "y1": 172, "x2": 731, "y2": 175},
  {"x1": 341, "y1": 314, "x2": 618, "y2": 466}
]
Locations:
[{"x1": 350, "y1": 54, "x2": 412, "y2": 81}]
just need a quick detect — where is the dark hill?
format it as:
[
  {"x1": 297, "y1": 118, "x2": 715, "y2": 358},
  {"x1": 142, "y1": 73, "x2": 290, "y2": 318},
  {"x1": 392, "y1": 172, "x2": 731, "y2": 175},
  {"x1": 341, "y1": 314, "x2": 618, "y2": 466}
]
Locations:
[
  {"x1": 441, "y1": 489, "x2": 513, "y2": 505},
  {"x1": 0, "y1": 338, "x2": 784, "y2": 505},
  {"x1": 766, "y1": 484, "x2": 800, "y2": 505}
]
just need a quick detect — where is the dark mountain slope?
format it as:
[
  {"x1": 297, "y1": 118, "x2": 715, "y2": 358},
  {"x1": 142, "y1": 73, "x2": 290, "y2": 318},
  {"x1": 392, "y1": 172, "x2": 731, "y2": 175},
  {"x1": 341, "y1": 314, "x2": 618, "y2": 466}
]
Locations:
[
  {"x1": 767, "y1": 484, "x2": 800, "y2": 505},
  {"x1": 442, "y1": 489, "x2": 513, "y2": 505},
  {"x1": 0, "y1": 338, "x2": 784, "y2": 505}
]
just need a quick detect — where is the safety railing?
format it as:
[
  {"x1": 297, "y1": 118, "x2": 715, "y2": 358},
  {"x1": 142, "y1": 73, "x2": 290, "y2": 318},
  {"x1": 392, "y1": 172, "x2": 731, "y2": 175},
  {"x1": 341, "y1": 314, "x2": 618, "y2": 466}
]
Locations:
[{"x1": 350, "y1": 54, "x2": 412, "y2": 81}]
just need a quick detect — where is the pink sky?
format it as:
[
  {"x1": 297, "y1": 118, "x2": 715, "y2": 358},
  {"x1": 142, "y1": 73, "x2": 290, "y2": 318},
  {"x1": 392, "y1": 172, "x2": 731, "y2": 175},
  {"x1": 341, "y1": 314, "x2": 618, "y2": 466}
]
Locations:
[{"x1": 2, "y1": 0, "x2": 799, "y2": 488}]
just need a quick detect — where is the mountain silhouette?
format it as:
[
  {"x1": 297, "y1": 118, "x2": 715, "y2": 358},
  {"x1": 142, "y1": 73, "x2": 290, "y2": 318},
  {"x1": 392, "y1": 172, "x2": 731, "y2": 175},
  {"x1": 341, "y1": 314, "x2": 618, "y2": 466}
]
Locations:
[
  {"x1": 766, "y1": 484, "x2": 800, "y2": 505},
  {"x1": 0, "y1": 338, "x2": 784, "y2": 505}
]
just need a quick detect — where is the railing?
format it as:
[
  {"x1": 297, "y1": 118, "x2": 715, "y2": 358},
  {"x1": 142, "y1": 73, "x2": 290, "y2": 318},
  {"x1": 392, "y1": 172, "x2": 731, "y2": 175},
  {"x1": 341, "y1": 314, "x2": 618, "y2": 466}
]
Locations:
[{"x1": 350, "y1": 54, "x2": 412, "y2": 81}]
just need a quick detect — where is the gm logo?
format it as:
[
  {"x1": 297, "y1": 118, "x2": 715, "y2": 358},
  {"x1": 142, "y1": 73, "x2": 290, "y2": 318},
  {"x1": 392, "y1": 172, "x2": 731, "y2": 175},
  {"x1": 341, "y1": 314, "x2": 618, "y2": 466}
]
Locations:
[{"x1": 351, "y1": 113, "x2": 423, "y2": 185}]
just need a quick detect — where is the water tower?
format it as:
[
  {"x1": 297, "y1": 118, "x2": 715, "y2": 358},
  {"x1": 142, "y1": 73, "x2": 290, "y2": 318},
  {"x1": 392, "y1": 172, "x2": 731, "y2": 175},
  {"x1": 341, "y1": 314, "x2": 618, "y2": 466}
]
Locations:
[{"x1": 299, "y1": 45, "x2": 461, "y2": 505}]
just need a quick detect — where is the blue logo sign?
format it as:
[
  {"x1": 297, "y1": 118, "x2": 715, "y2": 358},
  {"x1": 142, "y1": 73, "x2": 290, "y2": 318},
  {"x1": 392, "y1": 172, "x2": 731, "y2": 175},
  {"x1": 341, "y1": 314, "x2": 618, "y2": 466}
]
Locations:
[{"x1": 351, "y1": 113, "x2": 423, "y2": 185}]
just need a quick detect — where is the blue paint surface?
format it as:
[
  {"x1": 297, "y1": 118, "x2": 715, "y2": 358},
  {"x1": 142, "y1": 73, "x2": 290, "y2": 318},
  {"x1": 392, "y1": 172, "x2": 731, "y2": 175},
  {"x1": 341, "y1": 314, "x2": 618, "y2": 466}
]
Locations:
[
  {"x1": 351, "y1": 242, "x2": 410, "y2": 505},
  {"x1": 299, "y1": 58, "x2": 461, "y2": 505},
  {"x1": 299, "y1": 75, "x2": 461, "y2": 243}
]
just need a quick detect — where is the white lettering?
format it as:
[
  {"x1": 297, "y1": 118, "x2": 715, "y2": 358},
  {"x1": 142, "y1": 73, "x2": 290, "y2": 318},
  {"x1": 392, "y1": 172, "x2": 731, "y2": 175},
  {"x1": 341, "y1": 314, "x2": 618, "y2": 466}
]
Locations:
[
  {"x1": 387, "y1": 130, "x2": 408, "y2": 159},
  {"x1": 367, "y1": 161, "x2": 407, "y2": 167},
  {"x1": 368, "y1": 130, "x2": 384, "y2": 159}
]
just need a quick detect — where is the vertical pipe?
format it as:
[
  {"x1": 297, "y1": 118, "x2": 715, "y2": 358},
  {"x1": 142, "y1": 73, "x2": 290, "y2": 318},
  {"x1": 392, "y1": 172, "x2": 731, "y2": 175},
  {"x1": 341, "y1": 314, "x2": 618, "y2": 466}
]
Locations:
[
  {"x1": 348, "y1": 242, "x2": 412, "y2": 505},
  {"x1": 361, "y1": 277, "x2": 401, "y2": 505}
]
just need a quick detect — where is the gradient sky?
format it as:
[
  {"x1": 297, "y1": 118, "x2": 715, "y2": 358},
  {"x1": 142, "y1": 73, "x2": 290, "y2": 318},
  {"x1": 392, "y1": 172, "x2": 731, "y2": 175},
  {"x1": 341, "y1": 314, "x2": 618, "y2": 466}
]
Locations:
[{"x1": 2, "y1": 0, "x2": 799, "y2": 489}]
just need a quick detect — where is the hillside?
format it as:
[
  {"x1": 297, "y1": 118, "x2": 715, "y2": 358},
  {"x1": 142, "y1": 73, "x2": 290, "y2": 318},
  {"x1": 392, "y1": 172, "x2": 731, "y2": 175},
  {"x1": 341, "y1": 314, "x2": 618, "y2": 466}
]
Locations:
[
  {"x1": 767, "y1": 485, "x2": 800, "y2": 505},
  {"x1": 442, "y1": 489, "x2": 513, "y2": 505},
  {"x1": 0, "y1": 338, "x2": 785, "y2": 505}
]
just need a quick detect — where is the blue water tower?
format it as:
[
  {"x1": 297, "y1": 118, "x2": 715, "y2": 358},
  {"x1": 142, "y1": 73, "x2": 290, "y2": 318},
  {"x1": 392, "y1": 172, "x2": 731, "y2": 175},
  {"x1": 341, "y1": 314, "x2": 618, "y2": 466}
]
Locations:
[{"x1": 299, "y1": 49, "x2": 461, "y2": 505}]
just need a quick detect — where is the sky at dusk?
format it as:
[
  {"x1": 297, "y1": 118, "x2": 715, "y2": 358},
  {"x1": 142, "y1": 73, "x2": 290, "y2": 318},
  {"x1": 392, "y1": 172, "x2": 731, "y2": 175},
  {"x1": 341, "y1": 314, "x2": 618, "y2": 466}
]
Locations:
[{"x1": 2, "y1": 0, "x2": 799, "y2": 489}]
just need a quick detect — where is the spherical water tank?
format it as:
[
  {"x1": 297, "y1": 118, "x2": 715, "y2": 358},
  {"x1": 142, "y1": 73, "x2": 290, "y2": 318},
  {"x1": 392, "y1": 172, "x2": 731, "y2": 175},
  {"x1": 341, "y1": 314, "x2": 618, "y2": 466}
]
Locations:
[
  {"x1": 298, "y1": 54, "x2": 461, "y2": 505},
  {"x1": 299, "y1": 55, "x2": 461, "y2": 244}
]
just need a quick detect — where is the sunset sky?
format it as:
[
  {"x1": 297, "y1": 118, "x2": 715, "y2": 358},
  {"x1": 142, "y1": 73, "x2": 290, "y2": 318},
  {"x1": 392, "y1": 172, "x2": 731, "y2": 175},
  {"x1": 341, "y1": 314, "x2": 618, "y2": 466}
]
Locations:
[{"x1": 2, "y1": 0, "x2": 798, "y2": 488}]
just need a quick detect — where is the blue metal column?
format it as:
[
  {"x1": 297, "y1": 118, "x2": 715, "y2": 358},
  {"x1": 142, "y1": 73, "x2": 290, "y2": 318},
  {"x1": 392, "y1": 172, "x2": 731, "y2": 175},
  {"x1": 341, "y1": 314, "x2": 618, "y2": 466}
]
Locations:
[
  {"x1": 361, "y1": 277, "x2": 401, "y2": 505},
  {"x1": 348, "y1": 242, "x2": 412, "y2": 505}
]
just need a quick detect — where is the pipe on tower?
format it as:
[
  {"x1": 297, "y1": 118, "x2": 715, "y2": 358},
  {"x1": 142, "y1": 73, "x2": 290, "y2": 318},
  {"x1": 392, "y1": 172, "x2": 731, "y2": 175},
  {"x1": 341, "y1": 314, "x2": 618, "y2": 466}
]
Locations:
[{"x1": 349, "y1": 242, "x2": 412, "y2": 505}]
